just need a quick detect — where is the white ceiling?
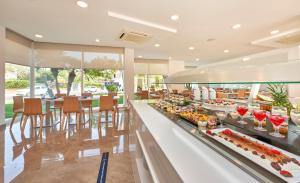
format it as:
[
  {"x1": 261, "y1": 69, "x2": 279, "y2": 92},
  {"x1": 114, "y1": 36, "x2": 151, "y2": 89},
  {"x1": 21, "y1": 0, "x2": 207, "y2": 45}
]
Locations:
[{"x1": 1, "y1": 0, "x2": 300, "y2": 65}]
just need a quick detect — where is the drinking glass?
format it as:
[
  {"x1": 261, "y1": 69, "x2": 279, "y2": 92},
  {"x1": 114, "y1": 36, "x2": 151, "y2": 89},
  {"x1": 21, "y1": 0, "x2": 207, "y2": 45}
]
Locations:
[
  {"x1": 216, "y1": 111, "x2": 226, "y2": 127},
  {"x1": 236, "y1": 105, "x2": 249, "y2": 124},
  {"x1": 253, "y1": 110, "x2": 267, "y2": 131},
  {"x1": 269, "y1": 115, "x2": 285, "y2": 138},
  {"x1": 291, "y1": 109, "x2": 300, "y2": 132}
]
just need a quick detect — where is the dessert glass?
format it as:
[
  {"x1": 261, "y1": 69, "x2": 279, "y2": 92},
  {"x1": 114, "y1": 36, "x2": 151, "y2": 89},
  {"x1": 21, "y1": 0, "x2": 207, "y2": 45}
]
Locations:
[
  {"x1": 269, "y1": 115, "x2": 285, "y2": 138},
  {"x1": 253, "y1": 110, "x2": 267, "y2": 131},
  {"x1": 216, "y1": 111, "x2": 226, "y2": 127},
  {"x1": 236, "y1": 105, "x2": 249, "y2": 125}
]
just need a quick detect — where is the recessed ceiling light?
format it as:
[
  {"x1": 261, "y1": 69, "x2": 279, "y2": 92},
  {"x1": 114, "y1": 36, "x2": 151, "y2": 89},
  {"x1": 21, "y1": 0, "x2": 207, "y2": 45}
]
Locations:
[
  {"x1": 232, "y1": 24, "x2": 241, "y2": 29},
  {"x1": 224, "y1": 49, "x2": 229, "y2": 53},
  {"x1": 138, "y1": 55, "x2": 143, "y2": 58},
  {"x1": 196, "y1": 58, "x2": 200, "y2": 61},
  {"x1": 76, "y1": 0, "x2": 88, "y2": 8},
  {"x1": 206, "y1": 38, "x2": 215, "y2": 42},
  {"x1": 35, "y1": 34, "x2": 43, "y2": 38},
  {"x1": 188, "y1": 46, "x2": 195, "y2": 50},
  {"x1": 95, "y1": 39, "x2": 100, "y2": 42},
  {"x1": 270, "y1": 30, "x2": 279, "y2": 35},
  {"x1": 107, "y1": 11, "x2": 177, "y2": 33},
  {"x1": 170, "y1": 15, "x2": 179, "y2": 21},
  {"x1": 242, "y1": 57, "x2": 250, "y2": 62},
  {"x1": 154, "y1": 43, "x2": 160, "y2": 47}
]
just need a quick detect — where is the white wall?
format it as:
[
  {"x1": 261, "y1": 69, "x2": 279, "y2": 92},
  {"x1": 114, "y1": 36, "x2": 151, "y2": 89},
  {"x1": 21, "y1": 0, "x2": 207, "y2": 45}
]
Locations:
[
  {"x1": 168, "y1": 60, "x2": 185, "y2": 75},
  {"x1": 168, "y1": 60, "x2": 186, "y2": 92},
  {"x1": 0, "y1": 27, "x2": 5, "y2": 122}
]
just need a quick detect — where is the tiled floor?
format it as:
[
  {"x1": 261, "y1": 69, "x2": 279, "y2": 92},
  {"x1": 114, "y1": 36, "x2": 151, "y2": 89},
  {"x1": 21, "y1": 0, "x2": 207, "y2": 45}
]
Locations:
[{"x1": 0, "y1": 110, "x2": 135, "y2": 183}]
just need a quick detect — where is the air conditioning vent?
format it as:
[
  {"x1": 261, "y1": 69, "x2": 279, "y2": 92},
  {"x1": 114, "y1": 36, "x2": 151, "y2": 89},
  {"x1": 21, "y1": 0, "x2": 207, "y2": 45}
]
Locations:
[{"x1": 119, "y1": 30, "x2": 151, "y2": 44}]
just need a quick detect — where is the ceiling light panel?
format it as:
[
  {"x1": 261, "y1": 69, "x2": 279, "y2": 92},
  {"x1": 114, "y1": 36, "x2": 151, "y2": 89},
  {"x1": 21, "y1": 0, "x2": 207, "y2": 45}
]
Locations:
[
  {"x1": 170, "y1": 15, "x2": 179, "y2": 21},
  {"x1": 107, "y1": 11, "x2": 177, "y2": 33},
  {"x1": 232, "y1": 24, "x2": 241, "y2": 29},
  {"x1": 35, "y1": 34, "x2": 43, "y2": 38},
  {"x1": 270, "y1": 30, "x2": 279, "y2": 35},
  {"x1": 76, "y1": 0, "x2": 88, "y2": 8}
]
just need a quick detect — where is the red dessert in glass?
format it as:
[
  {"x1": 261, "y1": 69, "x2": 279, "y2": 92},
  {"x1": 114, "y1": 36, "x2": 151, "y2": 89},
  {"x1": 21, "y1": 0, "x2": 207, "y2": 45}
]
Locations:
[
  {"x1": 269, "y1": 115, "x2": 285, "y2": 138},
  {"x1": 253, "y1": 110, "x2": 267, "y2": 131},
  {"x1": 236, "y1": 105, "x2": 248, "y2": 124}
]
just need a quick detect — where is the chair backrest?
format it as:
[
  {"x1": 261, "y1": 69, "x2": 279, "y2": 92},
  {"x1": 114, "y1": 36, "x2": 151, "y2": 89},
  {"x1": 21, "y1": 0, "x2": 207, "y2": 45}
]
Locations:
[
  {"x1": 13, "y1": 96, "x2": 24, "y2": 112},
  {"x1": 63, "y1": 96, "x2": 80, "y2": 113},
  {"x1": 23, "y1": 98, "x2": 42, "y2": 115},
  {"x1": 54, "y1": 93, "x2": 66, "y2": 107},
  {"x1": 140, "y1": 90, "x2": 149, "y2": 99},
  {"x1": 82, "y1": 92, "x2": 93, "y2": 97},
  {"x1": 81, "y1": 93, "x2": 93, "y2": 106},
  {"x1": 108, "y1": 92, "x2": 117, "y2": 97},
  {"x1": 100, "y1": 95, "x2": 114, "y2": 111},
  {"x1": 55, "y1": 93, "x2": 67, "y2": 98}
]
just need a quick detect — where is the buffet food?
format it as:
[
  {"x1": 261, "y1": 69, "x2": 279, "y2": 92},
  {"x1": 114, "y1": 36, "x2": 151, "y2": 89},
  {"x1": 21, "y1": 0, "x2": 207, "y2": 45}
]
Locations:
[
  {"x1": 204, "y1": 128, "x2": 300, "y2": 182},
  {"x1": 179, "y1": 111, "x2": 208, "y2": 126}
]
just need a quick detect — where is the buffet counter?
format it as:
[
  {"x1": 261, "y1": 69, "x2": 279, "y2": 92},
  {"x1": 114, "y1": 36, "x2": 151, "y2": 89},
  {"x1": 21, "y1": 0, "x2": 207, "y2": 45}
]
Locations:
[{"x1": 130, "y1": 100, "x2": 263, "y2": 183}]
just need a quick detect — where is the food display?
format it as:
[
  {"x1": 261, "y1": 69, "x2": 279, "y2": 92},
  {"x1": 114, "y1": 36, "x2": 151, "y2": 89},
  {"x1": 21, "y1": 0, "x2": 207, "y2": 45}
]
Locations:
[
  {"x1": 179, "y1": 111, "x2": 208, "y2": 126},
  {"x1": 204, "y1": 128, "x2": 300, "y2": 182}
]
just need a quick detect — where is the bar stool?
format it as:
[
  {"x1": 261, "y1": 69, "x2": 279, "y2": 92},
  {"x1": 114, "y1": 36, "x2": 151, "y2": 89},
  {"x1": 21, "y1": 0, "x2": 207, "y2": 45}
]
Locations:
[
  {"x1": 98, "y1": 95, "x2": 116, "y2": 127},
  {"x1": 61, "y1": 96, "x2": 82, "y2": 130},
  {"x1": 10, "y1": 96, "x2": 24, "y2": 129},
  {"x1": 51, "y1": 93, "x2": 66, "y2": 122},
  {"x1": 81, "y1": 92, "x2": 93, "y2": 122},
  {"x1": 21, "y1": 98, "x2": 53, "y2": 133}
]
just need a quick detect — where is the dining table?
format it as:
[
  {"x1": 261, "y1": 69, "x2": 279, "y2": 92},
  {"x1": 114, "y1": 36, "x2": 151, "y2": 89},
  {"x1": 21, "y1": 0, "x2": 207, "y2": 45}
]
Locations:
[{"x1": 42, "y1": 95, "x2": 120, "y2": 126}]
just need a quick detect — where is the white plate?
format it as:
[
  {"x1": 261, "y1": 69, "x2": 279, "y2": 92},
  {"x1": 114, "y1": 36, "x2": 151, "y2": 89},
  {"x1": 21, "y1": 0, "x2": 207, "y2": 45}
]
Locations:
[{"x1": 202, "y1": 128, "x2": 300, "y2": 183}]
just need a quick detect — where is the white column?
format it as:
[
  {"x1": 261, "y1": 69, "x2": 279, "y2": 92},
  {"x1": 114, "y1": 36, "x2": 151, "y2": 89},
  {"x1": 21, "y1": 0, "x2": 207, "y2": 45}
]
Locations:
[
  {"x1": 81, "y1": 49, "x2": 84, "y2": 94},
  {"x1": 29, "y1": 42, "x2": 35, "y2": 97},
  {"x1": 124, "y1": 48, "x2": 134, "y2": 101},
  {"x1": 0, "y1": 27, "x2": 5, "y2": 122}
]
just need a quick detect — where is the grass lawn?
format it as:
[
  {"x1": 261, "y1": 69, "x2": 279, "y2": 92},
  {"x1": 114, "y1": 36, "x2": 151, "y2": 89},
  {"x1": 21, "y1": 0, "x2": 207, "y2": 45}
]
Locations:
[
  {"x1": 5, "y1": 103, "x2": 13, "y2": 119},
  {"x1": 5, "y1": 95, "x2": 124, "y2": 119}
]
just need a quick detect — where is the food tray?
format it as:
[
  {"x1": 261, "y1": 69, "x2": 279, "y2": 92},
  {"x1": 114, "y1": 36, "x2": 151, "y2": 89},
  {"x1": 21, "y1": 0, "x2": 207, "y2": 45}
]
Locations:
[{"x1": 202, "y1": 128, "x2": 300, "y2": 183}]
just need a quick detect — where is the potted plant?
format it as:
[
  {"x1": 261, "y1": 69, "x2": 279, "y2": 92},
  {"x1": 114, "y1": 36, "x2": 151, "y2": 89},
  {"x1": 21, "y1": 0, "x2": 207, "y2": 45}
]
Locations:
[
  {"x1": 106, "y1": 83, "x2": 118, "y2": 94},
  {"x1": 267, "y1": 84, "x2": 293, "y2": 115}
]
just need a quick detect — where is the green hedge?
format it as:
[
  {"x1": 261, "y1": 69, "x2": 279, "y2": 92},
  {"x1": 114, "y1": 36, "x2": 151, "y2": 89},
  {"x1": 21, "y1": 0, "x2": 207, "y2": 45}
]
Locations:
[{"x1": 5, "y1": 80, "x2": 29, "y2": 89}]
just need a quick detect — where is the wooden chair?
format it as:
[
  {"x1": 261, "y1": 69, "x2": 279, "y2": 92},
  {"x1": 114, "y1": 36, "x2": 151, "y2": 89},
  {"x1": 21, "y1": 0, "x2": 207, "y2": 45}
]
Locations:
[
  {"x1": 140, "y1": 90, "x2": 149, "y2": 99},
  {"x1": 21, "y1": 98, "x2": 53, "y2": 133},
  {"x1": 108, "y1": 92, "x2": 119, "y2": 114},
  {"x1": 61, "y1": 96, "x2": 82, "y2": 130},
  {"x1": 10, "y1": 96, "x2": 24, "y2": 129},
  {"x1": 98, "y1": 95, "x2": 116, "y2": 127},
  {"x1": 51, "y1": 93, "x2": 66, "y2": 122},
  {"x1": 81, "y1": 92, "x2": 93, "y2": 121}
]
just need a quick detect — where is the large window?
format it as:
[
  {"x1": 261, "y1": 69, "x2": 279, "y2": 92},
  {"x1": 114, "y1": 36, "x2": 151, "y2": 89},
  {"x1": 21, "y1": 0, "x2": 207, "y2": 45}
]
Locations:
[
  {"x1": 4, "y1": 31, "x2": 125, "y2": 120},
  {"x1": 5, "y1": 63, "x2": 30, "y2": 118},
  {"x1": 134, "y1": 74, "x2": 165, "y2": 92}
]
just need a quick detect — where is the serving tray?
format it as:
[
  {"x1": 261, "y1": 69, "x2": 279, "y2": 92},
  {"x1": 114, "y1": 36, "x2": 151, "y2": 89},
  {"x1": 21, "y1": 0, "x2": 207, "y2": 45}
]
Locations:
[{"x1": 202, "y1": 128, "x2": 300, "y2": 183}]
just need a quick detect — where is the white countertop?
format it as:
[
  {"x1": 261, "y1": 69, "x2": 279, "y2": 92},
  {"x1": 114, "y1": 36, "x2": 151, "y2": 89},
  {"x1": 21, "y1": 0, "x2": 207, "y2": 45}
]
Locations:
[{"x1": 131, "y1": 100, "x2": 259, "y2": 183}]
